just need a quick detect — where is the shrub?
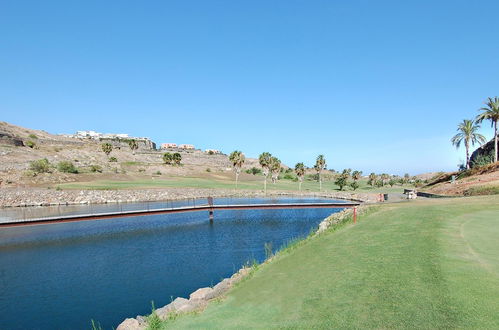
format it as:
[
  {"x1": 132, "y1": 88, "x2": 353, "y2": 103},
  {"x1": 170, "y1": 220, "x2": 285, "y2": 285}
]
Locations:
[
  {"x1": 138, "y1": 168, "x2": 146, "y2": 173},
  {"x1": 25, "y1": 140, "x2": 36, "y2": 148},
  {"x1": 471, "y1": 152, "x2": 494, "y2": 168},
  {"x1": 28, "y1": 134, "x2": 38, "y2": 139},
  {"x1": 206, "y1": 168, "x2": 211, "y2": 172},
  {"x1": 388, "y1": 179, "x2": 396, "y2": 187},
  {"x1": 172, "y1": 152, "x2": 182, "y2": 165},
  {"x1": 29, "y1": 158, "x2": 51, "y2": 173},
  {"x1": 283, "y1": 173, "x2": 295, "y2": 180},
  {"x1": 109, "y1": 157, "x2": 118, "y2": 162},
  {"x1": 57, "y1": 161, "x2": 78, "y2": 174},
  {"x1": 90, "y1": 165, "x2": 103, "y2": 173},
  {"x1": 154, "y1": 170, "x2": 162, "y2": 175},
  {"x1": 245, "y1": 167, "x2": 261, "y2": 175}
]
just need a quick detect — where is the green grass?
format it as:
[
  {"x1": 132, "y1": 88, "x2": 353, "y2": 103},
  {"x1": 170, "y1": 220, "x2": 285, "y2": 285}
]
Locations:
[
  {"x1": 57, "y1": 176, "x2": 410, "y2": 194},
  {"x1": 157, "y1": 195, "x2": 499, "y2": 329}
]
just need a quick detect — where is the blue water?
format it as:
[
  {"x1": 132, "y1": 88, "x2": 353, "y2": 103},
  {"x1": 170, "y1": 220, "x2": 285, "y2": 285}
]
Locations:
[{"x1": 0, "y1": 197, "x2": 344, "y2": 329}]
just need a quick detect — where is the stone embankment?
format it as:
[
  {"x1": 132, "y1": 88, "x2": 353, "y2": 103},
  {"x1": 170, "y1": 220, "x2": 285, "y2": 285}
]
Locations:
[
  {"x1": 116, "y1": 205, "x2": 369, "y2": 330},
  {"x1": 0, "y1": 188, "x2": 378, "y2": 208}
]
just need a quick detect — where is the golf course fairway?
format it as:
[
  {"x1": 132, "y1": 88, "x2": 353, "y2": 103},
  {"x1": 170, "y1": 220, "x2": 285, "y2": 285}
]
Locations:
[{"x1": 157, "y1": 195, "x2": 499, "y2": 329}]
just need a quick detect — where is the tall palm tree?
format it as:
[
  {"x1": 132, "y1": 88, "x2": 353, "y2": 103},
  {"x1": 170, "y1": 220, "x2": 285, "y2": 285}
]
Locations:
[
  {"x1": 451, "y1": 119, "x2": 486, "y2": 169},
  {"x1": 314, "y1": 155, "x2": 326, "y2": 191},
  {"x1": 368, "y1": 173, "x2": 377, "y2": 187},
  {"x1": 259, "y1": 152, "x2": 272, "y2": 194},
  {"x1": 294, "y1": 162, "x2": 305, "y2": 191},
  {"x1": 229, "y1": 150, "x2": 245, "y2": 188},
  {"x1": 269, "y1": 156, "x2": 281, "y2": 184},
  {"x1": 476, "y1": 97, "x2": 499, "y2": 163}
]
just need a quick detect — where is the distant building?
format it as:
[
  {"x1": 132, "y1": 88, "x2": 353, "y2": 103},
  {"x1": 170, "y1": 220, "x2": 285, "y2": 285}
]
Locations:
[
  {"x1": 161, "y1": 143, "x2": 177, "y2": 149},
  {"x1": 205, "y1": 149, "x2": 221, "y2": 154},
  {"x1": 75, "y1": 130, "x2": 101, "y2": 138},
  {"x1": 179, "y1": 144, "x2": 195, "y2": 150}
]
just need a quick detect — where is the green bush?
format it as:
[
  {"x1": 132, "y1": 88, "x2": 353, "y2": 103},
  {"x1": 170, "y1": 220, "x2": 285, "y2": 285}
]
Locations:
[
  {"x1": 283, "y1": 173, "x2": 295, "y2": 180},
  {"x1": 28, "y1": 134, "x2": 38, "y2": 139},
  {"x1": 154, "y1": 170, "x2": 162, "y2": 175},
  {"x1": 90, "y1": 165, "x2": 103, "y2": 173},
  {"x1": 206, "y1": 168, "x2": 211, "y2": 172},
  {"x1": 25, "y1": 140, "x2": 36, "y2": 148},
  {"x1": 350, "y1": 181, "x2": 360, "y2": 190},
  {"x1": 471, "y1": 152, "x2": 494, "y2": 168},
  {"x1": 29, "y1": 158, "x2": 51, "y2": 173},
  {"x1": 109, "y1": 157, "x2": 118, "y2": 162},
  {"x1": 245, "y1": 167, "x2": 262, "y2": 175},
  {"x1": 57, "y1": 161, "x2": 78, "y2": 174}
]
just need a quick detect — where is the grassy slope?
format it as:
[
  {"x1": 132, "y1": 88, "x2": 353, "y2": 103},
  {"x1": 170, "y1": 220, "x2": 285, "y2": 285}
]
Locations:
[
  {"x1": 160, "y1": 196, "x2": 499, "y2": 329},
  {"x1": 57, "y1": 177, "x2": 410, "y2": 194}
]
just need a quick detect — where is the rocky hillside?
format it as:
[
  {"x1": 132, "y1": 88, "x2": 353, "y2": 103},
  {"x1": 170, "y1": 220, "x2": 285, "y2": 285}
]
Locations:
[
  {"x1": 0, "y1": 121, "x2": 260, "y2": 187},
  {"x1": 422, "y1": 162, "x2": 499, "y2": 196}
]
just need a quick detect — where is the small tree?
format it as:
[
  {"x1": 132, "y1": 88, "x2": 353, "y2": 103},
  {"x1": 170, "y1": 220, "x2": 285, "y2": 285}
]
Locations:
[
  {"x1": 163, "y1": 152, "x2": 173, "y2": 165},
  {"x1": 335, "y1": 173, "x2": 349, "y2": 191},
  {"x1": 259, "y1": 152, "x2": 272, "y2": 194},
  {"x1": 403, "y1": 173, "x2": 410, "y2": 184},
  {"x1": 314, "y1": 155, "x2": 326, "y2": 191},
  {"x1": 101, "y1": 143, "x2": 113, "y2": 157},
  {"x1": 128, "y1": 139, "x2": 139, "y2": 155},
  {"x1": 172, "y1": 153, "x2": 182, "y2": 166},
  {"x1": 388, "y1": 178, "x2": 397, "y2": 187},
  {"x1": 229, "y1": 150, "x2": 245, "y2": 188},
  {"x1": 350, "y1": 181, "x2": 360, "y2": 191},
  {"x1": 269, "y1": 157, "x2": 281, "y2": 184},
  {"x1": 368, "y1": 173, "x2": 377, "y2": 187},
  {"x1": 294, "y1": 162, "x2": 305, "y2": 191}
]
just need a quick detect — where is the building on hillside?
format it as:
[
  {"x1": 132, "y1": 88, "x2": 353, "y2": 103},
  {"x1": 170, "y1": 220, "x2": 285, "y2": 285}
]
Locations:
[
  {"x1": 75, "y1": 130, "x2": 101, "y2": 138},
  {"x1": 205, "y1": 149, "x2": 221, "y2": 154},
  {"x1": 161, "y1": 143, "x2": 177, "y2": 149},
  {"x1": 178, "y1": 144, "x2": 195, "y2": 150}
]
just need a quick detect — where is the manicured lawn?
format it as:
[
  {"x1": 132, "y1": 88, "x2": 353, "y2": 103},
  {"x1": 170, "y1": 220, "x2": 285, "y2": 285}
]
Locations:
[
  {"x1": 57, "y1": 176, "x2": 411, "y2": 194},
  {"x1": 159, "y1": 195, "x2": 499, "y2": 329}
]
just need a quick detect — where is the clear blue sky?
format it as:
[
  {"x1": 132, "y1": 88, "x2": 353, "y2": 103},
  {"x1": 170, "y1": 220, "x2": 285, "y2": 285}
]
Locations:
[{"x1": 1, "y1": 1, "x2": 498, "y2": 175}]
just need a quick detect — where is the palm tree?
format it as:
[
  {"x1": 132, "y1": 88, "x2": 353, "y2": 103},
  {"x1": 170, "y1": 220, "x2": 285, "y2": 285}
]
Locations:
[
  {"x1": 451, "y1": 119, "x2": 486, "y2": 169},
  {"x1": 259, "y1": 152, "x2": 272, "y2": 194},
  {"x1": 128, "y1": 139, "x2": 139, "y2": 155},
  {"x1": 476, "y1": 97, "x2": 499, "y2": 163},
  {"x1": 352, "y1": 170, "x2": 362, "y2": 181},
  {"x1": 314, "y1": 155, "x2": 326, "y2": 191},
  {"x1": 380, "y1": 173, "x2": 390, "y2": 186},
  {"x1": 294, "y1": 162, "x2": 305, "y2": 191},
  {"x1": 269, "y1": 156, "x2": 281, "y2": 184},
  {"x1": 368, "y1": 173, "x2": 377, "y2": 187},
  {"x1": 229, "y1": 150, "x2": 245, "y2": 188},
  {"x1": 101, "y1": 143, "x2": 113, "y2": 157}
]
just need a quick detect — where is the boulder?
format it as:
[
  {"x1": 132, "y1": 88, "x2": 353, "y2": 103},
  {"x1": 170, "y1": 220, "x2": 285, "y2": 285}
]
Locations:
[
  {"x1": 155, "y1": 297, "x2": 190, "y2": 320},
  {"x1": 116, "y1": 318, "x2": 145, "y2": 330},
  {"x1": 205, "y1": 278, "x2": 232, "y2": 300},
  {"x1": 189, "y1": 287, "x2": 214, "y2": 301}
]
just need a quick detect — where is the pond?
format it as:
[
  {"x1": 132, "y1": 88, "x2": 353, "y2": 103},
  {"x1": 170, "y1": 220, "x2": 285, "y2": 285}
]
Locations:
[{"x1": 0, "y1": 197, "x2": 346, "y2": 329}]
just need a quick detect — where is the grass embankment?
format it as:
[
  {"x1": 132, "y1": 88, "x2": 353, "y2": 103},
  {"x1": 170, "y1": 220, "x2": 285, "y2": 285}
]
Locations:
[
  {"x1": 157, "y1": 195, "x2": 499, "y2": 329},
  {"x1": 57, "y1": 176, "x2": 410, "y2": 194}
]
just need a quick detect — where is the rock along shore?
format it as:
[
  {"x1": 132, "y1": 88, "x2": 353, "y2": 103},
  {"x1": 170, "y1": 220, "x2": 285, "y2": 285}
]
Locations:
[
  {"x1": 116, "y1": 205, "x2": 370, "y2": 330},
  {"x1": 0, "y1": 187, "x2": 378, "y2": 208}
]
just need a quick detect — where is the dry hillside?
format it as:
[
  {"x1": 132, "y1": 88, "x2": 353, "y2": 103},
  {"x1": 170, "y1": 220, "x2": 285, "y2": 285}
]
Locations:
[{"x1": 0, "y1": 121, "x2": 262, "y2": 187}]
